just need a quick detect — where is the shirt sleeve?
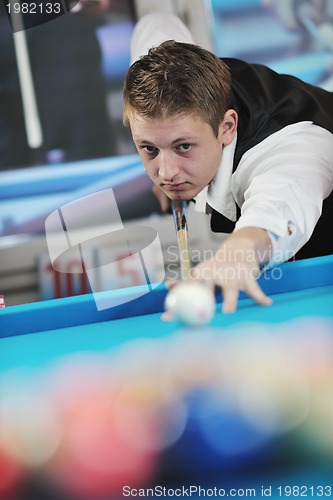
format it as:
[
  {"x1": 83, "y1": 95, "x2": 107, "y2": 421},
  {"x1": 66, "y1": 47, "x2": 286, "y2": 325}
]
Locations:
[
  {"x1": 130, "y1": 13, "x2": 195, "y2": 64},
  {"x1": 232, "y1": 122, "x2": 333, "y2": 268}
]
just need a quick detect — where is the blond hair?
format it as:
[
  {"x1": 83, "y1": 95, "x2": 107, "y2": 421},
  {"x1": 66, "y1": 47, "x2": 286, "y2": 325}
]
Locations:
[{"x1": 123, "y1": 40, "x2": 233, "y2": 137}]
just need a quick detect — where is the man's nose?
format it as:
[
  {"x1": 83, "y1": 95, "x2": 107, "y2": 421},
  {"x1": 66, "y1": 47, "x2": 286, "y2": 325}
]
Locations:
[{"x1": 158, "y1": 152, "x2": 180, "y2": 182}]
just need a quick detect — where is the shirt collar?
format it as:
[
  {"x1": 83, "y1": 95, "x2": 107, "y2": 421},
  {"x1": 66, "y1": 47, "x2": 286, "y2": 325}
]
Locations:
[{"x1": 194, "y1": 133, "x2": 238, "y2": 221}]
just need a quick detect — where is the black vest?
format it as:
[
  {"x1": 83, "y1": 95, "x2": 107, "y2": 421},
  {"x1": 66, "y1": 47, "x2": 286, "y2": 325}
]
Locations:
[{"x1": 211, "y1": 58, "x2": 333, "y2": 259}]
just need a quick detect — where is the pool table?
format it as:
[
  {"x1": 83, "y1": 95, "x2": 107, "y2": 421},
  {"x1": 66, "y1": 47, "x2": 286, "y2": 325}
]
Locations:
[{"x1": 0, "y1": 255, "x2": 332, "y2": 499}]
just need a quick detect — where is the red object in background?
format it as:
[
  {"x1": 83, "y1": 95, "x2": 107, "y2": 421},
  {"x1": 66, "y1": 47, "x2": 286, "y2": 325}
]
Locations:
[
  {"x1": 0, "y1": 447, "x2": 25, "y2": 498},
  {"x1": 0, "y1": 295, "x2": 5, "y2": 308}
]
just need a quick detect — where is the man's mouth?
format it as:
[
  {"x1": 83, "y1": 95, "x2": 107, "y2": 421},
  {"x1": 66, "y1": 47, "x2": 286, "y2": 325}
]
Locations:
[{"x1": 163, "y1": 182, "x2": 189, "y2": 191}]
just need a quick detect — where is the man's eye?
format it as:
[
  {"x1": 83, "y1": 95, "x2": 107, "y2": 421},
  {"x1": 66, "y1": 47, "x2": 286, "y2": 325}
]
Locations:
[
  {"x1": 177, "y1": 143, "x2": 192, "y2": 152},
  {"x1": 142, "y1": 146, "x2": 157, "y2": 154}
]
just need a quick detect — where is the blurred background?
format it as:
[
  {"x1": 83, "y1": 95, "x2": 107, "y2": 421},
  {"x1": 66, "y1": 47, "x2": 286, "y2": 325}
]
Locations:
[
  {"x1": 1, "y1": 3, "x2": 333, "y2": 500},
  {"x1": 0, "y1": 0, "x2": 333, "y2": 306}
]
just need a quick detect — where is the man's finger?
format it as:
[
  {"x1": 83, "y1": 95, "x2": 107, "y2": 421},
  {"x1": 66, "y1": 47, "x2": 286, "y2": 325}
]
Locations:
[
  {"x1": 161, "y1": 311, "x2": 175, "y2": 322},
  {"x1": 165, "y1": 279, "x2": 180, "y2": 290},
  {"x1": 222, "y1": 286, "x2": 239, "y2": 314},
  {"x1": 245, "y1": 279, "x2": 273, "y2": 306}
]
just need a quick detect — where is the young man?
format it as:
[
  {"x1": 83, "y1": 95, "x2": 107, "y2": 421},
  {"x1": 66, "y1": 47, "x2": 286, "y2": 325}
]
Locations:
[{"x1": 123, "y1": 14, "x2": 333, "y2": 313}]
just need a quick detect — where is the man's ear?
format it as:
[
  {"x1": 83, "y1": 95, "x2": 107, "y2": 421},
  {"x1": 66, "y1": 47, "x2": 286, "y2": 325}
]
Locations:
[{"x1": 219, "y1": 109, "x2": 238, "y2": 146}]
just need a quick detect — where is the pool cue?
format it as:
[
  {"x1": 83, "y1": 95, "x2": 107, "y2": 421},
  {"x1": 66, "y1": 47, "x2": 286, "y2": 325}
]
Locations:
[
  {"x1": 11, "y1": 2, "x2": 43, "y2": 149},
  {"x1": 171, "y1": 200, "x2": 192, "y2": 281}
]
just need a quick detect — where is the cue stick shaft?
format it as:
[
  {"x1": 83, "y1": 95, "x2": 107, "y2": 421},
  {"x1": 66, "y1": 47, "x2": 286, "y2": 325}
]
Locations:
[
  {"x1": 171, "y1": 200, "x2": 192, "y2": 281},
  {"x1": 11, "y1": 2, "x2": 43, "y2": 149}
]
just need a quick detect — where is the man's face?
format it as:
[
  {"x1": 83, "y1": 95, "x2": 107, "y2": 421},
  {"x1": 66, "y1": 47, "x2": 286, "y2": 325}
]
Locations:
[{"x1": 129, "y1": 112, "x2": 225, "y2": 201}]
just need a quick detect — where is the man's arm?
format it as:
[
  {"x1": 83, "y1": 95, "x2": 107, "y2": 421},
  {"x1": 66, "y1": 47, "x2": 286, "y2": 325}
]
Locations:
[
  {"x1": 194, "y1": 123, "x2": 333, "y2": 312},
  {"x1": 233, "y1": 123, "x2": 333, "y2": 267}
]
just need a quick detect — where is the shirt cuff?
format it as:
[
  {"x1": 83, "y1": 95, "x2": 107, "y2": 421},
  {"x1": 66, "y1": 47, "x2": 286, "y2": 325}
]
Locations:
[
  {"x1": 265, "y1": 224, "x2": 304, "y2": 269},
  {"x1": 234, "y1": 215, "x2": 304, "y2": 269}
]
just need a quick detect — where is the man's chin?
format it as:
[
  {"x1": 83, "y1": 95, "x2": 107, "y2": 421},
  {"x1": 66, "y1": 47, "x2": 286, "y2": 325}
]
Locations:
[
  {"x1": 164, "y1": 187, "x2": 199, "y2": 202},
  {"x1": 168, "y1": 193, "x2": 193, "y2": 202}
]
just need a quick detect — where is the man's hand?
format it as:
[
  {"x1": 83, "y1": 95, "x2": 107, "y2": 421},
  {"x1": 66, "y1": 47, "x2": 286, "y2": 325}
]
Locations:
[
  {"x1": 191, "y1": 227, "x2": 273, "y2": 313},
  {"x1": 152, "y1": 185, "x2": 171, "y2": 213}
]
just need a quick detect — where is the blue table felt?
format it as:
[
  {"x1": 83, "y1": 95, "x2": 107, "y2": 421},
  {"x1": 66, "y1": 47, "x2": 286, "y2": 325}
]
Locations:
[{"x1": 0, "y1": 255, "x2": 332, "y2": 500}]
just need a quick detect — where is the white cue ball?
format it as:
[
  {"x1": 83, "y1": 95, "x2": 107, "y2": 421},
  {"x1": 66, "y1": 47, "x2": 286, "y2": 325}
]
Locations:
[{"x1": 165, "y1": 281, "x2": 216, "y2": 326}]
